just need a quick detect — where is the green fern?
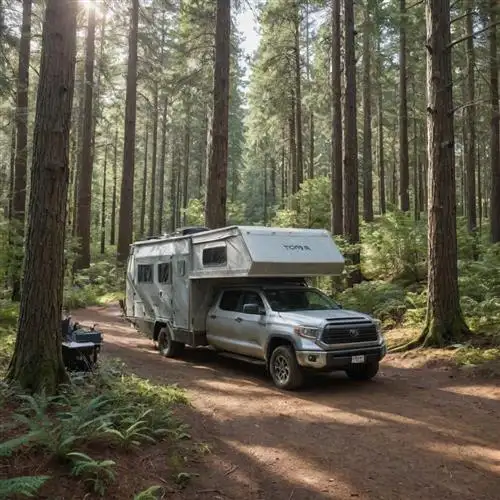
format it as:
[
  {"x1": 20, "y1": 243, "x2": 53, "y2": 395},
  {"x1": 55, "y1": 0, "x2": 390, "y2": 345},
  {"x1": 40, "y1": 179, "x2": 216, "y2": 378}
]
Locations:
[
  {"x1": 0, "y1": 475, "x2": 50, "y2": 497},
  {"x1": 133, "y1": 485, "x2": 163, "y2": 500},
  {"x1": 68, "y1": 451, "x2": 116, "y2": 496}
]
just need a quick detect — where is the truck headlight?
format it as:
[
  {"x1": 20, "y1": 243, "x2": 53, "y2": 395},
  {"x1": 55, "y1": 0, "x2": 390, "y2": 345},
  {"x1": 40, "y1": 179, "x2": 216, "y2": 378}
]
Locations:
[{"x1": 293, "y1": 326, "x2": 320, "y2": 339}]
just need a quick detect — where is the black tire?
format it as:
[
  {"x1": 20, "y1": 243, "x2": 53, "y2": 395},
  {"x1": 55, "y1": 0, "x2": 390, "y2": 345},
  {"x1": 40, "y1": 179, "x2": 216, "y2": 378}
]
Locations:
[
  {"x1": 345, "y1": 361, "x2": 379, "y2": 381},
  {"x1": 269, "y1": 345, "x2": 304, "y2": 390},
  {"x1": 158, "y1": 327, "x2": 184, "y2": 358}
]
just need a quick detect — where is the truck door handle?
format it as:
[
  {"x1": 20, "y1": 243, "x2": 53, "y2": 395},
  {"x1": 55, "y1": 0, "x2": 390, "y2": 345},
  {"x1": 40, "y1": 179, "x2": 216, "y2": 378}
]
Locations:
[
  {"x1": 235, "y1": 317, "x2": 242, "y2": 323},
  {"x1": 159, "y1": 291, "x2": 163, "y2": 297},
  {"x1": 209, "y1": 314, "x2": 216, "y2": 319}
]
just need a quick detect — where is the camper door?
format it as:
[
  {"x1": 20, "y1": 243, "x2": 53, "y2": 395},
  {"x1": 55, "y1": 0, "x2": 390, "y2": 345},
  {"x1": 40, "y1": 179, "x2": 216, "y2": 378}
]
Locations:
[
  {"x1": 171, "y1": 254, "x2": 190, "y2": 330},
  {"x1": 155, "y1": 255, "x2": 173, "y2": 322}
]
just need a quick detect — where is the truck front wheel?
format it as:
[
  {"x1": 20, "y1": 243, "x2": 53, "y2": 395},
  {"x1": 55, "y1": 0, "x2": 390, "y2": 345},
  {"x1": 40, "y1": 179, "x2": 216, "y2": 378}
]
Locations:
[
  {"x1": 345, "y1": 361, "x2": 379, "y2": 381},
  {"x1": 158, "y1": 327, "x2": 184, "y2": 358},
  {"x1": 269, "y1": 345, "x2": 304, "y2": 390}
]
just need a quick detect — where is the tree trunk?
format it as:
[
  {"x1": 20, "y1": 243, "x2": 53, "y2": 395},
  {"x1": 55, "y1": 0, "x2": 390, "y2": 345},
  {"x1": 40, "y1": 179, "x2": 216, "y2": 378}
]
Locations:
[
  {"x1": 6, "y1": 0, "x2": 77, "y2": 394},
  {"x1": 294, "y1": 5, "x2": 303, "y2": 190},
  {"x1": 331, "y1": 0, "x2": 343, "y2": 234},
  {"x1": 110, "y1": 127, "x2": 118, "y2": 245},
  {"x1": 362, "y1": 0, "x2": 374, "y2": 222},
  {"x1": 72, "y1": 60, "x2": 85, "y2": 238},
  {"x1": 170, "y1": 139, "x2": 177, "y2": 233},
  {"x1": 343, "y1": 0, "x2": 361, "y2": 284},
  {"x1": 281, "y1": 124, "x2": 286, "y2": 203},
  {"x1": 157, "y1": 96, "x2": 168, "y2": 235},
  {"x1": 205, "y1": 0, "x2": 230, "y2": 229},
  {"x1": 11, "y1": 0, "x2": 31, "y2": 301},
  {"x1": 182, "y1": 110, "x2": 190, "y2": 226},
  {"x1": 308, "y1": 113, "x2": 314, "y2": 179},
  {"x1": 490, "y1": 0, "x2": 500, "y2": 242},
  {"x1": 289, "y1": 95, "x2": 297, "y2": 200},
  {"x1": 100, "y1": 144, "x2": 108, "y2": 254},
  {"x1": 465, "y1": 0, "x2": 477, "y2": 235},
  {"x1": 399, "y1": 0, "x2": 410, "y2": 212},
  {"x1": 412, "y1": 96, "x2": 419, "y2": 221},
  {"x1": 8, "y1": 121, "x2": 16, "y2": 224},
  {"x1": 75, "y1": 4, "x2": 96, "y2": 270},
  {"x1": 148, "y1": 82, "x2": 159, "y2": 237},
  {"x1": 140, "y1": 126, "x2": 148, "y2": 238},
  {"x1": 117, "y1": 0, "x2": 139, "y2": 262},
  {"x1": 407, "y1": 0, "x2": 470, "y2": 348}
]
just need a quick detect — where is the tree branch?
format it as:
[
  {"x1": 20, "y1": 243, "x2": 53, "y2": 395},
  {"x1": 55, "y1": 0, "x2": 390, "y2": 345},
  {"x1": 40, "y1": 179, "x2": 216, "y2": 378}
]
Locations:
[{"x1": 447, "y1": 20, "x2": 500, "y2": 50}]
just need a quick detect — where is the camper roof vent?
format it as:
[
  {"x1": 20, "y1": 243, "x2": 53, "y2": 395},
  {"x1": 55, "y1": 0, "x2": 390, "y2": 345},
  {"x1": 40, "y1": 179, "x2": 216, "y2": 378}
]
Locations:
[{"x1": 174, "y1": 226, "x2": 211, "y2": 236}]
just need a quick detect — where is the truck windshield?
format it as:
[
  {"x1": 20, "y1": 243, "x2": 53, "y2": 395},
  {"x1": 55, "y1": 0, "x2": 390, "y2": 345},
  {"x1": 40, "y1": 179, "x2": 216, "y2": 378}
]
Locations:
[{"x1": 264, "y1": 289, "x2": 339, "y2": 312}]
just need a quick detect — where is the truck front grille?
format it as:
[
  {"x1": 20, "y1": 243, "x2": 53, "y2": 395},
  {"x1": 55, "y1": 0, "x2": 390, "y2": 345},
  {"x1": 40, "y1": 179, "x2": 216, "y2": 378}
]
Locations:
[{"x1": 321, "y1": 321, "x2": 378, "y2": 345}]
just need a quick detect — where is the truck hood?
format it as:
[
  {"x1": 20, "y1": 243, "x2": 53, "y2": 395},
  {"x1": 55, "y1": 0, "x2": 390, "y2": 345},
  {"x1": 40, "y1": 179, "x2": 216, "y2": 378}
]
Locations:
[{"x1": 276, "y1": 309, "x2": 373, "y2": 327}]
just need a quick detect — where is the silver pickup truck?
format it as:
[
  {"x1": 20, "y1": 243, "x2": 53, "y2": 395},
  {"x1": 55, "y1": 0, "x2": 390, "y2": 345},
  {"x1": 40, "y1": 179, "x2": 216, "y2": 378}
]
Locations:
[{"x1": 205, "y1": 284, "x2": 386, "y2": 390}]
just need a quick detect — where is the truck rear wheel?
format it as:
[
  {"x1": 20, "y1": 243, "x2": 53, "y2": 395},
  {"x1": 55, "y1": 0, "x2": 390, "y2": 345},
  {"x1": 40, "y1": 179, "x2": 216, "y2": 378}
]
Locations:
[
  {"x1": 158, "y1": 327, "x2": 184, "y2": 358},
  {"x1": 345, "y1": 361, "x2": 379, "y2": 381},
  {"x1": 269, "y1": 345, "x2": 304, "y2": 390}
]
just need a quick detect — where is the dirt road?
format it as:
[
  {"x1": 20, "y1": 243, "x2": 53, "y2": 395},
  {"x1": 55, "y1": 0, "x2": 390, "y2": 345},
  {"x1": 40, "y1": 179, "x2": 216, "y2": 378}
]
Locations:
[{"x1": 74, "y1": 305, "x2": 500, "y2": 500}]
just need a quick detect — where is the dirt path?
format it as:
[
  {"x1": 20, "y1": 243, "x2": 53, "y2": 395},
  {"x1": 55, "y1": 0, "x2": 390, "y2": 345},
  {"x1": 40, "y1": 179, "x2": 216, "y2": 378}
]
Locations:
[{"x1": 73, "y1": 305, "x2": 500, "y2": 500}]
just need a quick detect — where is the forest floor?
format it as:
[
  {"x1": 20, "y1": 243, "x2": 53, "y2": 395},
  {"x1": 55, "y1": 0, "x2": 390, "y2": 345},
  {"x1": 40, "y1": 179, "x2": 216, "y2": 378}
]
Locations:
[{"x1": 62, "y1": 304, "x2": 500, "y2": 500}]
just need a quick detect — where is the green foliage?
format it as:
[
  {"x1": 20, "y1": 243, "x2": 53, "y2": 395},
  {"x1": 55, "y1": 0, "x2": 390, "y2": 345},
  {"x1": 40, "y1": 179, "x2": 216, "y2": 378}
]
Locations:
[
  {"x1": 454, "y1": 346, "x2": 500, "y2": 367},
  {"x1": 68, "y1": 451, "x2": 116, "y2": 496},
  {"x1": 0, "y1": 475, "x2": 51, "y2": 498},
  {"x1": 0, "y1": 360, "x2": 189, "y2": 496},
  {"x1": 133, "y1": 485, "x2": 164, "y2": 500},
  {"x1": 64, "y1": 259, "x2": 124, "y2": 310},
  {"x1": 0, "y1": 302, "x2": 17, "y2": 373},
  {"x1": 361, "y1": 211, "x2": 427, "y2": 282},
  {"x1": 337, "y1": 281, "x2": 409, "y2": 326}
]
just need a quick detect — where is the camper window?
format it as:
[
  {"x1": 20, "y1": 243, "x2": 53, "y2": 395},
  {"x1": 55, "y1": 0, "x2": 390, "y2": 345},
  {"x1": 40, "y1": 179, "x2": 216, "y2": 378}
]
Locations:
[
  {"x1": 202, "y1": 246, "x2": 227, "y2": 266},
  {"x1": 158, "y1": 263, "x2": 170, "y2": 283},
  {"x1": 138, "y1": 264, "x2": 153, "y2": 283}
]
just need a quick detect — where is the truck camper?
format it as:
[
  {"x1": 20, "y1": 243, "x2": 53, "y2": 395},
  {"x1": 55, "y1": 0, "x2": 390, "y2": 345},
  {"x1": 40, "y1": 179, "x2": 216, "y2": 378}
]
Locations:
[{"x1": 125, "y1": 225, "x2": 386, "y2": 390}]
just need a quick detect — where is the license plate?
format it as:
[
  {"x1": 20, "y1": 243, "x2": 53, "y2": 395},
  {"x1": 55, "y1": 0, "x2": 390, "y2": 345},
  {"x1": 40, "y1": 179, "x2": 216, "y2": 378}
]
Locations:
[{"x1": 351, "y1": 355, "x2": 365, "y2": 364}]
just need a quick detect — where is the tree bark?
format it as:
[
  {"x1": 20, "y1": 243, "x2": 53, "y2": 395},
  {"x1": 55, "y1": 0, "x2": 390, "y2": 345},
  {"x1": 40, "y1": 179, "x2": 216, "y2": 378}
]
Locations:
[
  {"x1": 11, "y1": 0, "x2": 31, "y2": 301},
  {"x1": 399, "y1": 0, "x2": 410, "y2": 212},
  {"x1": 362, "y1": 0, "x2": 374, "y2": 222},
  {"x1": 294, "y1": 4, "x2": 303, "y2": 190},
  {"x1": 6, "y1": 0, "x2": 77, "y2": 393},
  {"x1": 400, "y1": 0, "x2": 470, "y2": 349},
  {"x1": 465, "y1": 0, "x2": 477, "y2": 235},
  {"x1": 343, "y1": 0, "x2": 361, "y2": 284},
  {"x1": 157, "y1": 96, "x2": 168, "y2": 235},
  {"x1": 148, "y1": 81, "x2": 159, "y2": 237},
  {"x1": 182, "y1": 107, "x2": 190, "y2": 226},
  {"x1": 110, "y1": 127, "x2": 118, "y2": 245},
  {"x1": 490, "y1": 0, "x2": 500, "y2": 242},
  {"x1": 140, "y1": 126, "x2": 148, "y2": 238},
  {"x1": 117, "y1": 0, "x2": 139, "y2": 262},
  {"x1": 100, "y1": 144, "x2": 108, "y2": 254},
  {"x1": 331, "y1": 0, "x2": 343, "y2": 234},
  {"x1": 205, "y1": 0, "x2": 230, "y2": 229},
  {"x1": 75, "y1": 4, "x2": 96, "y2": 270}
]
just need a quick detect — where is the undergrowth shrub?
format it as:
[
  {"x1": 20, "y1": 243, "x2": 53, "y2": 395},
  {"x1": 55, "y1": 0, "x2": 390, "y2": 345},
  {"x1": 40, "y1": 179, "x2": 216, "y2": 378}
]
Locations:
[
  {"x1": 64, "y1": 260, "x2": 124, "y2": 310},
  {"x1": 0, "y1": 360, "x2": 188, "y2": 497},
  {"x1": 360, "y1": 211, "x2": 427, "y2": 283},
  {"x1": 337, "y1": 281, "x2": 410, "y2": 327}
]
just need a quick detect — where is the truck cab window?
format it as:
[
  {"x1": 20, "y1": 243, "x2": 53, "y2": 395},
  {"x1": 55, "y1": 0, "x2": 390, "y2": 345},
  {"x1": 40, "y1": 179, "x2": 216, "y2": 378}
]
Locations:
[
  {"x1": 241, "y1": 292, "x2": 265, "y2": 314},
  {"x1": 219, "y1": 290, "x2": 242, "y2": 311},
  {"x1": 158, "y1": 263, "x2": 170, "y2": 283},
  {"x1": 137, "y1": 264, "x2": 153, "y2": 283}
]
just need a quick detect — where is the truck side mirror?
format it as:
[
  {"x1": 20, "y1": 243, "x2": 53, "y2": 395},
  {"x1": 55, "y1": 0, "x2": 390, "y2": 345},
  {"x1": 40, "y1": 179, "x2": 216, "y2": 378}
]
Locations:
[{"x1": 243, "y1": 304, "x2": 265, "y2": 315}]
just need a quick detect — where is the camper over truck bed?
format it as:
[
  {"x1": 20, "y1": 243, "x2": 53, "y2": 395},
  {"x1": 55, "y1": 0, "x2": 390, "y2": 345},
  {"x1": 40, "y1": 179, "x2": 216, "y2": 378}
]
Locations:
[
  {"x1": 125, "y1": 225, "x2": 386, "y2": 390},
  {"x1": 188, "y1": 225, "x2": 345, "y2": 278}
]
